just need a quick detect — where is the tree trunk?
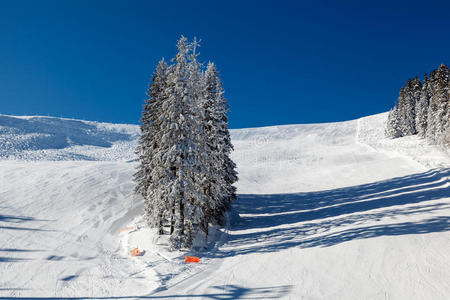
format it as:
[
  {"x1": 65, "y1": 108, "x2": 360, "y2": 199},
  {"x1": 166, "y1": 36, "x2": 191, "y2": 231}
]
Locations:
[
  {"x1": 170, "y1": 206, "x2": 175, "y2": 235},
  {"x1": 158, "y1": 212, "x2": 164, "y2": 235},
  {"x1": 180, "y1": 201, "x2": 185, "y2": 236}
]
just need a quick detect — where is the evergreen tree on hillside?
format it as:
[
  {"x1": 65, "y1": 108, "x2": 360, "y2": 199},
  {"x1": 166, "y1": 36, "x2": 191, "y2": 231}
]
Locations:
[
  {"x1": 202, "y1": 62, "x2": 238, "y2": 226},
  {"x1": 162, "y1": 36, "x2": 206, "y2": 249},
  {"x1": 433, "y1": 64, "x2": 449, "y2": 145},
  {"x1": 426, "y1": 70, "x2": 439, "y2": 143},
  {"x1": 135, "y1": 36, "x2": 237, "y2": 250},
  {"x1": 385, "y1": 64, "x2": 449, "y2": 150},
  {"x1": 134, "y1": 59, "x2": 169, "y2": 234},
  {"x1": 445, "y1": 78, "x2": 450, "y2": 148},
  {"x1": 416, "y1": 74, "x2": 431, "y2": 137},
  {"x1": 198, "y1": 62, "x2": 223, "y2": 231},
  {"x1": 399, "y1": 79, "x2": 420, "y2": 136},
  {"x1": 385, "y1": 104, "x2": 402, "y2": 138},
  {"x1": 211, "y1": 65, "x2": 238, "y2": 211},
  {"x1": 397, "y1": 86, "x2": 406, "y2": 135},
  {"x1": 185, "y1": 38, "x2": 211, "y2": 237},
  {"x1": 411, "y1": 77, "x2": 422, "y2": 131}
]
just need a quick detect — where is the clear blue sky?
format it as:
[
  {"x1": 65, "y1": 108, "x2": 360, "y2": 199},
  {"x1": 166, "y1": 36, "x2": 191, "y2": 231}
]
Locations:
[{"x1": 1, "y1": 0, "x2": 449, "y2": 128}]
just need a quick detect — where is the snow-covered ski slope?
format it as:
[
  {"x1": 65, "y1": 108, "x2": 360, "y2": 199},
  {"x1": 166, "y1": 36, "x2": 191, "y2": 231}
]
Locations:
[
  {"x1": 1, "y1": 112, "x2": 449, "y2": 299},
  {"x1": 0, "y1": 114, "x2": 139, "y2": 161}
]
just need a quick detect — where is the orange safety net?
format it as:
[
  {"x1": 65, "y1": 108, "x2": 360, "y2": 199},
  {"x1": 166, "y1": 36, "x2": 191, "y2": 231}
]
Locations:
[
  {"x1": 185, "y1": 256, "x2": 200, "y2": 263},
  {"x1": 130, "y1": 247, "x2": 143, "y2": 257}
]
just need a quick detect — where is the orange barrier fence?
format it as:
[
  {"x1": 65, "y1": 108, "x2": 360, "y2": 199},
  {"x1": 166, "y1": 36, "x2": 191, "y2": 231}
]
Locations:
[{"x1": 185, "y1": 256, "x2": 200, "y2": 263}]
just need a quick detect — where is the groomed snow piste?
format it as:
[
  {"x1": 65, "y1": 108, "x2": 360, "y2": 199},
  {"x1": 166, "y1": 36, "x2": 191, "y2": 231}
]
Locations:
[{"x1": 0, "y1": 112, "x2": 449, "y2": 299}]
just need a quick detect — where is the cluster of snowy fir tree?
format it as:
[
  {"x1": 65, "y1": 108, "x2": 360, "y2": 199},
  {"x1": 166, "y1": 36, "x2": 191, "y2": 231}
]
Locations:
[
  {"x1": 134, "y1": 36, "x2": 238, "y2": 250},
  {"x1": 386, "y1": 64, "x2": 449, "y2": 147}
]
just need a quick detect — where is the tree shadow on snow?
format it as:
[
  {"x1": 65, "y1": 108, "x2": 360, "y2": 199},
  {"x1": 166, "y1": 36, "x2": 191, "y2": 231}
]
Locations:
[
  {"x1": 0, "y1": 284, "x2": 292, "y2": 299},
  {"x1": 214, "y1": 168, "x2": 450, "y2": 257},
  {"x1": 0, "y1": 257, "x2": 30, "y2": 263},
  {"x1": 0, "y1": 214, "x2": 52, "y2": 263},
  {"x1": 0, "y1": 214, "x2": 53, "y2": 232}
]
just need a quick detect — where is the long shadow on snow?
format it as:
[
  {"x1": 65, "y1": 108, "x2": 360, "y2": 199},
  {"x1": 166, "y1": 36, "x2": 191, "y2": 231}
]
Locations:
[
  {"x1": 0, "y1": 257, "x2": 30, "y2": 263},
  {"x1": 0, "y1": 226, "x2": 53, "y2": 231},
  {"x1": 0, "y1": 214, "x2": 53, "y2": 232},
  {"x1": 213, "y1": 168, "x2": 450, "y2": 257},
  {"x1": 237, "y1": 168, "x2": 449, "y2": 215},
  {"x1": 0, "y1": 284, "x2": 292, "y2": 299},
  {"x1": 0, "y1": 249, "x2": 42, "y2": 252},
  {"x1": 0, "y1": 215, "x2": 36, "y2": 223},
  {"x1": 0, "y1": 214, "x2": 51, "y2": 223}
]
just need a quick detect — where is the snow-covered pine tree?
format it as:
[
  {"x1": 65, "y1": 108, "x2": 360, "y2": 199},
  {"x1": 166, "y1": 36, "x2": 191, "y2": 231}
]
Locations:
[
  {"x1": 426, "y1": 70, "x2": 439, "y2": 143},
  {"x1": 200, "y1": 62, "x2": 228, "y2": 227},
  {"x1": 396, "y1": 86, "x2": 406, "y2": 135},
  {"x1": 385, "y1": 64, "x2": 449, "y2": 149},
  {"x1": 216, "y1": 82, "x2": 238, "y2": 211},
  {"x1": 160, "y1": 36, "x2": 206, "y2": 249},
  {"x1": 134, "y1": 58, "x2": 169, "y2": 234},
  {"x1": 146, "y1": 64, "x2": 177, "y2": 236},
  {"x1": 185, "y1": 37, "x2": 211, "y2": 237},
  {"x1": 445, "y1": 75, "x2": 450, "y2": 148},
  {"x1": 399, "y1": 79, "x2": 419, "y2": 136},
  {"x1": 412, "y1": 77, "x2": 422, "y2": 121},
  {"x1": 416, "y1": 74, "x2": 431, "y2": 137},
  {"x1": 433, "y1": 64, "x2": 449, "y2": 145},
  {"x1": 385, "y1": 104, "x2": 402, "y2": 138},
  {"x1": 135, "y1": 36, "x2": 238, "y2": 250},
  {"x1": 203, "y1": 62, "x2": 238, "y2": 225}
]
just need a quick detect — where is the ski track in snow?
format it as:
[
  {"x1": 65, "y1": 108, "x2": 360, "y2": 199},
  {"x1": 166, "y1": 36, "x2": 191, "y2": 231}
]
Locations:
[{"x1": 0, "y1": 112, "x2": 449, "y2": 299}]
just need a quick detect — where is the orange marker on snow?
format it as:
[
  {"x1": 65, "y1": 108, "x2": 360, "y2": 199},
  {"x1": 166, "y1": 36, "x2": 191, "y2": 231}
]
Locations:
[
  {"x1": 130, "y1": 247, "x2": 143, "y2": 257},
  {"x1": 119, "y1": 226, "x2": 135, "y2": 233},
  {"x1": 185, "y1": 256, "x2": 200, "y2": 263}
]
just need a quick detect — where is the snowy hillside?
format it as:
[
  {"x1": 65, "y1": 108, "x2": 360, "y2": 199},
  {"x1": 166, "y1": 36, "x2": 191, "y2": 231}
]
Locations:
[
  {"x1": 0, "y1": 114, "x2": 139, "y2": 161},
  {"x1": 1, "y1": 112, "x2": 449, "y2": 299}
]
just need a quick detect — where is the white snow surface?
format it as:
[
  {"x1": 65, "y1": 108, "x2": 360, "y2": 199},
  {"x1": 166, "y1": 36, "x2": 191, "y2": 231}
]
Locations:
[
  {"x1": 1, "y1": 112, "x2": 449, "y2": 299},
  {"x1": 0, "y1": 114, "x2": 139, "y2": 161}
]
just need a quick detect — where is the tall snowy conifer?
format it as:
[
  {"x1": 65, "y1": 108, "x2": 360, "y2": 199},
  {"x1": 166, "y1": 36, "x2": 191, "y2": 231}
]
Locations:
[
  {"x1": 416, "y1": 74, "x2": 431, "y2": 137},
  {"x1": 396, "y1": 86, "x2": 406, "y2": 136},
  {"x1": 399, "y1": 79, "x2": 419, "y2": 136},
  {"x1": 134, "y1": 59, "x2": 169, "y2": 234},
  {"x1": 385, "y1": 104, "x2": 402, "y2": 138},
  {"x1": 445, "y1": 76, "x2": 450, "y2": 147},
  {"x1": 201, "y1": 63, "x2": 227, "y2": 227},
  {"x1": 386, "y1": 64, "x2": 449, "y2": 150},
  {"x1": 135, "y1": 36, "x2": 237, "y2": 250},
  {"x1": 203, "y1": 62, "x2": 238, "y2": 224},
  {"x1": 185, "y1": 38, "x2": 210, "y2": 237},
  {"x1": 433, "y1": 64, "x2": 449, "y2": 145},
  {"x1": 427, "y1": 70, "x2": 439, "y2": 143},
  {"x1": 160, "y1": 36, "x2": 206, "y2": 249}
]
